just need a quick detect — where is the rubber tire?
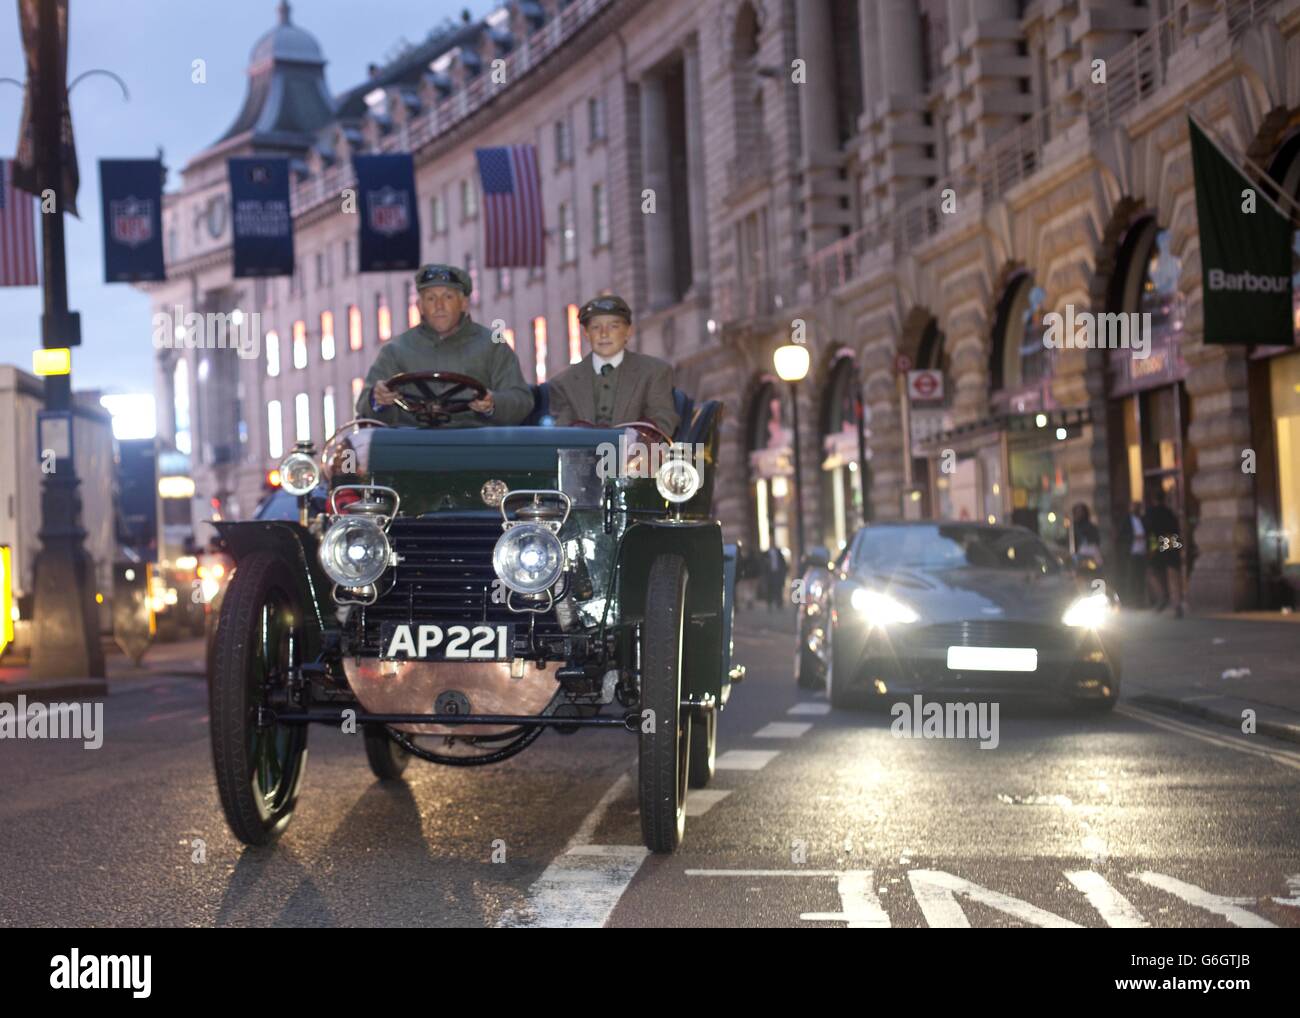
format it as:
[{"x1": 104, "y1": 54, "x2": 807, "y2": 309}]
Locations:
[
  {"x1": 796, "y1": 640, "x2": 822, "y2": 690},
  {"x1": 210, "y1": 553, "x2": 309, "y2": 847},
  {"x1": 688, "y1": 705, "x2": 716, "y2": 789},
  {"x1": 363, "y1": 723, "x2": 411, "y2": 780},
  {"x1": 639, "y1": 554, "x2": 691, "y2": 853},
  {"x1": 826, "y1": 621, "x2": 857, "y2": 710}
]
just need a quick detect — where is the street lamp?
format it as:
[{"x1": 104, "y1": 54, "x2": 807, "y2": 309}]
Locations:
[{"x1": 774, "y1": 342, "x2": 810, "y2": 572}]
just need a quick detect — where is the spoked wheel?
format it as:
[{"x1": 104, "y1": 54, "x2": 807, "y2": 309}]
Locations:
[
  {"x1": 210, "y1": 553, "x2": 309, "y2": 846},
  {"x1": 639, "y1": 554, "x2": 691, "y2": 853},
  {"x1": 688, "y1": 704, "x2": 716, "y2": 789},
  {"x1": 363, "y1": 723, "x2": 411, "y2": 780}
]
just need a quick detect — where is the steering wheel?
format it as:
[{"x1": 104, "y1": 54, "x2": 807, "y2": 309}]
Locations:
[{"x1": 384, "y1": 371, "x2": 489, "y2": 426}]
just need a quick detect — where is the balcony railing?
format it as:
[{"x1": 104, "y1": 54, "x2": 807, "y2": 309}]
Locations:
[
  {"x1": 804, "y1": 0, "x2": 1278, "y2": 301},
  {"x1": 289, "y1": 0, "x2": 615, "y2": 217}
]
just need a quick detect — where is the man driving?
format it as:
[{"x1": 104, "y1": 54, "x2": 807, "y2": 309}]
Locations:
[
  {"x1": 355, "y1": 263, "x2": 533, "y2": 427},
  {"x1": 547, "y1": 294, "x2": 680, "y2": 437}
]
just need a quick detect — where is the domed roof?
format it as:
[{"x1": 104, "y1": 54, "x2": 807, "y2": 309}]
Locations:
[{"x1": 250, "y1": 2, "x2": 324, "y2": 67}]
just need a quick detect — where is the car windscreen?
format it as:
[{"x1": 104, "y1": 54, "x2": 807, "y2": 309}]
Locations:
[
  {"x1": 852, "y1": 525, "x2": 1062, "y2": 573},
  {"x1": 253, "y1": 490, "x2": 300, "y2": 520}
]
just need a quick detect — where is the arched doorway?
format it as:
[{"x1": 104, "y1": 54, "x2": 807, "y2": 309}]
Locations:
[
  {"x1": 746, "y1": 377, "x2": 794, "y2": 556},
  {"x1": 818, "y1": 352, "x2": 866, "y2": 551}
]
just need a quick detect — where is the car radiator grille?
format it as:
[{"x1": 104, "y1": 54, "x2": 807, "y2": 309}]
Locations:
[
  {"x1": 353, "y1": 515, "x2": 564, "y2": 652},
  {"x1": 908, "y1": 620, "x2": 1076, "y2": 652}
]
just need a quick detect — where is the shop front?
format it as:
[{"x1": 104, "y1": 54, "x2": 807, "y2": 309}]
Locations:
[
  {"x1": 746, "y1": 376, "x2": 795, "y2": 556},
  {"x1": 1249, "y1": 347, "x2": 1300, "y2": 607}
]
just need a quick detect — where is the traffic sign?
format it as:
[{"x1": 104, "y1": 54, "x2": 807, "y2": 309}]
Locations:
[{"x1": 907, "y1": 369, "x2": 944, "y2": 402}]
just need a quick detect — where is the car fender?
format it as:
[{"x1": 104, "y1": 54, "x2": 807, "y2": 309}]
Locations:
[
  {"x1": 617, "y1": 519, "x2": 724, "y2": 703},
  {"x1": 210, "y1": 520, "x2": 330, "y2": 640}
]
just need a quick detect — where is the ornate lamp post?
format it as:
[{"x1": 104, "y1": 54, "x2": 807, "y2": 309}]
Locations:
[{"x1": 773, "y1": 342, "x2": 810, "y2": 571}]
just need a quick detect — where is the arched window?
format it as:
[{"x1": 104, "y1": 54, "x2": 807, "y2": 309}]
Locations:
[
  {"x1": 1113, "y1": 217, "x2": 1185, "y2": 344},
  {"x1": 747, "y1": 378, "x2": 793, "y2": 554},
  {"x1": 992, "y1": 273, "x2": 1049, "y2": 396},
  {"x1": 819, "y1": 354, "x2": 864, "y2": 549}
]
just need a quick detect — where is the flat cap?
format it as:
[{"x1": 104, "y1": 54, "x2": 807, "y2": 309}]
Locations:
[
  {"x1": 578, "y1": 294, "x2": 632, "y2": 325},
  {"x1": 415, "y1": 263, "x2": 472, "y2": 296}
]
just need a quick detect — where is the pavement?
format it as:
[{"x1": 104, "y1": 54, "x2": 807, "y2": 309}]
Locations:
[
  {"x1": 738, "y1": 602, "x2": 1300, "y2": 745},
  {"x1": 0, "y1": 637, "x2": 207, "y2": 704}
]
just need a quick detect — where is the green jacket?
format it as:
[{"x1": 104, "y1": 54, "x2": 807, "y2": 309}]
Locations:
[{"x1": 354, "y1": 314, "x2": 534, "y2": 428}]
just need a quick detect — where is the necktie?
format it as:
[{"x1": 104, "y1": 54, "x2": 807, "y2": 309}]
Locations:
[{"x1": 600, "y1": 363, "x2": 613, "y2": 376}]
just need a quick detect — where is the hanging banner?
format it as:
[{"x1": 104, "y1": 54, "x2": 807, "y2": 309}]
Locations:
[
  {"x1": 99, "y1": 159, "x2": 164, "y2": 282},
  {"x1": 12, "y1": 0, "x2": 80, "y2": 217},
  {"x1": 354, "y1": 154, "x2": 420, "y2": 273},
  {"x1": 1188, "y1": 116, "x2": 1295, "y2": 346},
  {"x1": 228, "y1": 157, "x2": 294, "y2": 278}
]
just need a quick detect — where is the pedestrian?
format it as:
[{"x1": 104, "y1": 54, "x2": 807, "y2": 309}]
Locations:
[
  {"x1": 765, "y1": 544, "x2": 788, "y2": 612},
  {"x1": 1071, "y1": 503, "x2": 1103, "y2": 575},
  {"x1": 1115, "y1": 500, "x2": 1147, "y2": 607},
  {"x1": 1143, "y1": 488, "x2": 1185, "y2": 617}
]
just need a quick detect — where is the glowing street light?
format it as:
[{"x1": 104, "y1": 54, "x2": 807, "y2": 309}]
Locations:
[{"x1": 773, "y1": 342, "x2": 811, "y2": 571}]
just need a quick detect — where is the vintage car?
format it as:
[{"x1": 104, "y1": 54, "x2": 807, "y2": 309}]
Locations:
[{"x1": 208, "y1": 370, "x2": 742, "y2": 854}]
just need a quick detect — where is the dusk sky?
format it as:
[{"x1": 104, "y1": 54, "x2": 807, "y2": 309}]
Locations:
[{"x1": 0, "y1": 0, "x2": 478, "y2": 395}]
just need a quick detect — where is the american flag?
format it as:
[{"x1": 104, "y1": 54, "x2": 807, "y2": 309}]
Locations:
[
  {"x1": 0, "y1": 159, "x2": 39, "y2": 287},
  {"x1": 476, "y1": 145, "x2": 544, "y2": 268}
]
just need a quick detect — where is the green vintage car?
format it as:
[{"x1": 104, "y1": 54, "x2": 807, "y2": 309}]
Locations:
[{"x1": 208, "y1": 370, "x2": 742, "y2": 853}]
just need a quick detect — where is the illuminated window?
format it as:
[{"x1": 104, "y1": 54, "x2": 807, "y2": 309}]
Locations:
[
  {"x1": 266, "y1": 329, "x2": 280, "y2": 377},
  {"x1": 320, "y1": 310, "x2": 335, "y2": 361},
  {"x1": 173, "y1": 359, "x2": 191, "y2": 456},
  {"x1": 592, "y1": 183, "x2": 609, "y2": 248},
  {"x1": 502, "y1": 328, "x2": 515, "y2": 350},
  {"x1": 407, "y1": 281, "x2": 419, "y2": 328},
  {"x1": 295, "y1": 392, "x2": 310, "y2": 442},
  {"x1": 351, "y1": 376, "x2": 364, "y2": 405},
  {"x1": 558, "y1": 202, "x2": 576, "y2": 263},
  {"x1": 377, "y1": 293, "x2": 391, "y2": 342},
  {"x1": 348, "y1": 304, "x2": 362, "y2": 350},
  {"x1": 323, "y1": 385, "x2": 335, "y2": 438},
  {"x1": 567, "y1": 304, "x2": 582, "y2": 363},
  {"x1": 292, "y1": 320, "x2": 307, "y2": 369},
  {"x1": 267, "y1": 400, "x2": 283, "y2": 459},
  {"x1": 533, "y1": 316, "x2": 548, "y2": 383}
]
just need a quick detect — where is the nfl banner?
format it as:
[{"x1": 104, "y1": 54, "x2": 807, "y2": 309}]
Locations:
[
  {"x1": 99, "y1": 160, "x2": 164, "y2": 282},
  {"x1": 354, "y1": 154, "x2": 420, "y2": 273},
  {"x1": 228, "y1": 157, "x2": 294, "y2": 278},
  {"x1": 1188, "y1": 116, "x2": 1295, "y2": 346}
]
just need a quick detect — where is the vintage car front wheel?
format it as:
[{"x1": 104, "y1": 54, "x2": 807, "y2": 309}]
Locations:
[
  {"x1": 363, "y1": 723, "x2": 411, "y2": 780},
  {"x1": 639, "y1": 554, "x2": 691, "y2": 853},
  {"x1": 210, "y1": 553, "x2": 309, "y2": 846}
]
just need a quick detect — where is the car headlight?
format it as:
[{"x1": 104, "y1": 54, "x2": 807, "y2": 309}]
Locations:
[
  {"x1": 318, "y1": 517, "x2": 391, "y2": 587},
  {"x1": 279, "y1": 451, "x2": 320, "y2": 496},
  {"x1": 1062, "y1": 592, "x2": 1111, "y2": 628},
  {"x1": 656, "y1": 458, "x2": 701, "y2": 503},
  {"x1": 849, "y1": 587, "x2": 919, "y2": 625},
  {"x1": 493, "y1": 523, "x2": 565, "y2": 595}
]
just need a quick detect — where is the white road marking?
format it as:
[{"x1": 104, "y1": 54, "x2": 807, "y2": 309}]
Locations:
[
  {"x1": 715, "y1": 749, "x2": 780, "y2": 770},
  {"x1": 754, "y1": 722, "x2": 812, "y2": 739},
  {"x1": 800, "y1": 871, "x2": 892, "y2": 928},
  {"x1": 1118, "y1": 704, "x2": 1300, "y2": 772},
  {"x1": 686, "y1": 869, "x2": 844, "y2": 877},
  {"x1": 1065, "y1": 870, "x2": 1150, "y2": 928},
  {"x1": 497, "y1": 770, "x2": 648, "y2": 928},
  {"x1": 907, "y1": 869, "x2": 1082, "y2": 928},
  {"x1": 684, "y1": 789, "x2": 732, "y2": 816},
  {"x1": 787, "y1": 702, "x2": 831, "y2": 716},
  {"x1": 1135, "y1": 871, "x2": 1277, "y2": 928}
]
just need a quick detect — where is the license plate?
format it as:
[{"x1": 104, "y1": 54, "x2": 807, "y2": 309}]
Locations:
[
  {"x1": 380, "y1": 623, "x2": 512, "y2": 661},
  {"x1": 946, "y1": 646, "x2": 1038, "y2": 672}
]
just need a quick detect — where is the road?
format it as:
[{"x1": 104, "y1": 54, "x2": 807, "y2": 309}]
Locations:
[{"x1": 1, "y1": 617, "x2": 1298, "y2": 928}]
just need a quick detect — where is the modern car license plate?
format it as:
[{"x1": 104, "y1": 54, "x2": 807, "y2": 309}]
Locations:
[
  {"x1": 380, "y1": 623, "x2": 512, "y2": 661},
  {"x1": 946, "y1": 646, "x2": 1038, "y2": 672}
]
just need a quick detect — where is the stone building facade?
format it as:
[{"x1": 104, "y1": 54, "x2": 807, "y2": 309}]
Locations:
[{"x1": 143, "y1": 0, "x2": 1300, "y2": 612}]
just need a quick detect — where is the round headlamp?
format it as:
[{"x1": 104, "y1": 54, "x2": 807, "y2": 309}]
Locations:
[
  {"x1": 656, "y1": 459, "x2": 701, "y2": 503},
  {"x1": 318, "y1": 517, "x2": 391, "y2": 588},
  {"x1": 492, "y1": 523, "x2": 565, "y2": 595},
  {"x1": 279, "y1": 452, "x2": 320, "y2": 496}
]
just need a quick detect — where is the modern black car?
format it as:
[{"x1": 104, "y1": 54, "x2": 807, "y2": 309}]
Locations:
[{"x1": 811, "y1": 522, "x2": 1120, "y2": 711}]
